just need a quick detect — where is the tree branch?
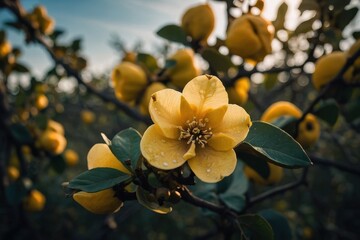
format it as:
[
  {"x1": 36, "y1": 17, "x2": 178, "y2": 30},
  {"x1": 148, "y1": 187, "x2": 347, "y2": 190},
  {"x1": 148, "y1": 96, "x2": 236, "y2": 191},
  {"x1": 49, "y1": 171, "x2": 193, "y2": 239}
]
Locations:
[
  {"x1": 311, "y1": 155, "x2": 360, "y2": 176},
  {"x1": 3, "y1": 0, "x2": 152, "y2": 125}
]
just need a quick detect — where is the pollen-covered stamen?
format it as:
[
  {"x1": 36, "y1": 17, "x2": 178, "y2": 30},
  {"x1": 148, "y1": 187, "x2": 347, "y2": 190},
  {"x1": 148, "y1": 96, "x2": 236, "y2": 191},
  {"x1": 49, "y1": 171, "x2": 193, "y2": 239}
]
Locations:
[{"x1": 178, "y1": 117, "x2": 213, "y2": 148}]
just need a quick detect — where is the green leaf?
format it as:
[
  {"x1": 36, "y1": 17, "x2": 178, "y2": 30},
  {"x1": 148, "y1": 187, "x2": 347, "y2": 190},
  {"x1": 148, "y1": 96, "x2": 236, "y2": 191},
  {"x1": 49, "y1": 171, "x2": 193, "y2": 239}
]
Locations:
[
  {"x1": 156, "y1": 24, "x2": 188, "y2": 45},
  {"x1": 271, "y1": 115, "x2": 298, "y2": 136},
  {"x1": 136, "y1": 187, "x2": 172, "y2": 214},
  {"x1": 12, "y1": 63, "x2": 29, "y2": 73},
  {"x1": 34, "y1": 114, "x2": 49, "y2": 131},
  {"x1": 109, "y1": 128, "x2": 142, "y2": 172},
  {"x1": 137, "y1": 53, "x2": 158, "y2": 73},
  {"x1": 68, "y1": 168, "x2": 131, "y2": 193},
  {"x1": 259, "y1": 209, "x2": 292, "y2": 240},
  {"x1": 335, "y1": 7, "x2": 359, "y2": 30},
  {"x1": 9, "y1": 123, "x2": 33, "y2": 144},
  {"x1": 238, "y1": 150, "x2": 270, "y2": 179},
  {"x1": 201, "y1": 48, "x2": 234, "y2": 73},
  {"x1": 70, "y1": 38, "x2": 82, "y2": 52},
  {"x1": 218, "y1": 162, "x2": 248, "y2": 212},
  {"x1": 237, "y1": 121, "x2": 311, "y2": 168},
  {"x1": 50, "y1": 29, "x2": 65, "y2": 41},
  {"x1": 313, "y1": 100, "x2": 339, "y2": 126},
  {"x1": 353, "y1": 31, "x2": 360, "y2": 40},
  {"x1": 343, "y1": 98, "x2": 360, "y2": 123},
  {"x1": 238, "y1": 214, "x2": 274, "y2": 240},
  {"x1": 50, "y1": 154, "x2": 66, "y2": 174}
]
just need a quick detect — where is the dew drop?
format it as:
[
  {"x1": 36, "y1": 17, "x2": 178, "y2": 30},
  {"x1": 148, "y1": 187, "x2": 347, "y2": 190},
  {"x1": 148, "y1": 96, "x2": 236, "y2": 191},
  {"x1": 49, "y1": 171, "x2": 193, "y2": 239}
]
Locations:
[
  {"x1": 163, "y1": 162, "x2": 169, "y2": 167},
  {"x1": 206, "y1": 168, "x2": 211, "y2": 173},
  {"x1": 172, "y1": 159, "x2": 177, "y2": 163}
]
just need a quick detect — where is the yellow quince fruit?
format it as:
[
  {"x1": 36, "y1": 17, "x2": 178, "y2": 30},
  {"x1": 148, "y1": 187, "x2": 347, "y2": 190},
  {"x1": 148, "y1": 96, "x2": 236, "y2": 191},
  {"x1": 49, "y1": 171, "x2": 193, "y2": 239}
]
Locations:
[
  {"x1": 37, "y1": 130, "x2": 67, "y2": 155},
  {"x1": 226, "y1": 14, "x2": 274, "y2": 63},
  {"x1": 111, "y1": 62, "x2": 147, "y2": 102},
  {"x1": 312, "y1": 51, "x2": 354, "y2": 90},
  {"x1": 27, "y1": 5, "x2": 55, "y2": 35},
  {"x1": 73, "y1": 144, "x2": 131, "y2": 214},
  {"x1": 34, "y1": 94, "x2": 48, "y2": 111},
  {"x1": 139, "y1": 82, "x2": 167, "y2": 115},
  {"x1": 7, "y1": 166, "x2": 20, "y2": 181},
  {"x1": 166, "y1": 48, "x2": 201, "y2": 88},
  {"x1": 244, "y1": 163, "x2": 283, "y2": 185},
  {"x1": 227, "y1": 77, "x2": 251, "y2": 105},
  {"x1": 0, "y1": 40, "x2": 12, "y2": 58},
  {"x1": 64, "y1": 149, "x2": 79, "y2": 167},
  {"x1": 23, "y1": 189, "x2": 46, "y2": 212},
  {"x1": 81, "y1": 110, "x2": 95, "y2": 124},
  {"x1": 122, "y1": 51, "x2": 137, "y2": 63},
  {"x1": 181, "y1": 3, "x2": 215, "y2": 44},
  {"x1": 261, "y1": 101, "x2": 320, "y2": 149}
]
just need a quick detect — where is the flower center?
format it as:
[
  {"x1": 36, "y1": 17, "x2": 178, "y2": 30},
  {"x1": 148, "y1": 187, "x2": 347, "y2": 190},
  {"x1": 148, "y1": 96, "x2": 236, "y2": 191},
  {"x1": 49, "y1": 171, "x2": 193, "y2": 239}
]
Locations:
[{"x1": 178, "y1": 117, "x2": 213, "y2": 148}]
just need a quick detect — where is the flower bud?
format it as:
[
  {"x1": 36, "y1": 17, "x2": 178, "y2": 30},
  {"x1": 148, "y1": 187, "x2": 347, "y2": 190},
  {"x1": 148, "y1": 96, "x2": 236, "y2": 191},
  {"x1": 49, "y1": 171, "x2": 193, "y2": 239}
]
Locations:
[
  {"x1": 166, "y1": 49, "x2": 201, "y2": 88},
  {"x1": 181, "y1": 3, "x2": 215, "y2": 44},
  {"x1": 111, "y1": 62, "x2": 147, "y2": 102},
  {"x1": 140, "y1": 82, "x2": 167, "y2": 115},
  {"x1": 226, "y1": 14, "x2": 274, "y2": 63},
  {"x1": 27, "y1": 5, "x2": 55, "y2": 35}
]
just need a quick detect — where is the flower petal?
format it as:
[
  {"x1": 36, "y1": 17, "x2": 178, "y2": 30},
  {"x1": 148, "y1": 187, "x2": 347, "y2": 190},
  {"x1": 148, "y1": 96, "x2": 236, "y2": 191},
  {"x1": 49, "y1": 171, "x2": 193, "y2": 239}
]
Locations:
[
  {"x1": 203, "y1": 105, "x2": 228, "y2": 128},
  {"x1": 73, "y1": 189, "x2": 123, "y2": 214},
  {"x1": 140, "y1": 125, "x2": 188, "y2": 170},
  {"x1": 188, "y1": 148, "x2": 237, "y2": 183},
  {"x1": 87, "y1": 143, "x2": 130, "y2": 174},
  {"x1": 182, "y1": 75, "x2": 228, "y2": 114},
  {"x1": 149, "y1": 89, "x2": 183, "y2": 139},
  {"x1": 208, "y1": 104, "x2": 251, "y2": 151}
]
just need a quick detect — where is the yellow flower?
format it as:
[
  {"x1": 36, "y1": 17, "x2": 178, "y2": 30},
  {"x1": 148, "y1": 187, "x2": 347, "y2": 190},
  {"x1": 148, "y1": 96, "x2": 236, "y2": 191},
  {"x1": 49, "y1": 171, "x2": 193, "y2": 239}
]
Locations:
[
  {"x1": 140, "y1": 75, "x2": 251, "y2": 183},
  {"x1": 73, "y1": 144, "x2": 131, "y2": 214},
  {"x1": 0, "y1": 40, "x2": 12, "y2": 57},
  {"x1": 64, "y1": 149, "x2": 79, "y2": 167}
]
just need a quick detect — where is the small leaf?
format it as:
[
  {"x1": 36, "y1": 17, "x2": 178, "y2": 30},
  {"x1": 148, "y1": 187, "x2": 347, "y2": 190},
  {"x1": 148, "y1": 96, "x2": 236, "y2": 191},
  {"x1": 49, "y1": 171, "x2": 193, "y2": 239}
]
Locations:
[
  {"x1": 109, "y1": 128, "x2": 142, "y2": 172},
  {"x1": 49, "y1": 29, "x2": 65, "y2": 41},
  {"x1": 9, "y1": 123, "x2": 33, "y2": 144},
  {"x1": 4, "y1": 21, "x2": 23, "y2": 31},
  {"x1": 137, "y1": 53, "x2": 158, "y2": 73},
  {"x1": 70, "y1": 38, "x2": 82, "y2": 52},
  {"x1": 343, "y1": 98, "x2": 360, "y2": 123},
  {"x1": 335, "y1": 7, "x2": 359, "y2": 30},
  {"x1": 238, "y1": 214, "x2": 274, "y2": 240},
  {"x1": 237, "y1": 121, "x2": 311, "y2": 168},
  {"x1": 156, "y1": 24, "x2": 188, "y2": 45},
  {"x1": 259, "y1": 209, "x2": 292, "y2": 240},
  {"x1": 201, "y1": 48, "x2": 234, "y2": 73},
  {"x1": 313, "y1": 100, "x2": 339, "y2": 126},
  {"x1": 12, "y1": 63, "x2": 29, "y2": 73},
  {"x1": 353, "y1": 31, "x2": 360, "y2": 39},
  {"x1": 136, "y1": 187, "x2": 172, "y2": 214},
  {"x1": 68, "y1": 168, "x2": 131, "y2": 193},
  {"x1": 218, "y1": 162, "x2": 248, "y2": 212}
]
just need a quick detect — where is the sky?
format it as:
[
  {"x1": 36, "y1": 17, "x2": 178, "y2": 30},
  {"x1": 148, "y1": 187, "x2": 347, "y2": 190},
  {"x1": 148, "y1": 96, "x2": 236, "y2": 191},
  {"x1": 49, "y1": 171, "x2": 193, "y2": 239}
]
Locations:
[{"x1": 0, "y1": 0, "x2": 359, "y2": 77}]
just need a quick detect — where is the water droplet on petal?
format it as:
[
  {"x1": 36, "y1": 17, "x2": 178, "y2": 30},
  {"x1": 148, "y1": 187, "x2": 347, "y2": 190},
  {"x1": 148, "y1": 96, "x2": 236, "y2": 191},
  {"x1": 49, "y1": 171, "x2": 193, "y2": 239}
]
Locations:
[
  {"x1": 206, "y1": 168, "x2": 211, "y2": 173},
  {"x1": 163, "y1": 162, "x2": 169, "y2": 167},
  {"x1": 172, "y1": 159, "x2": 177, "y2": 163}
]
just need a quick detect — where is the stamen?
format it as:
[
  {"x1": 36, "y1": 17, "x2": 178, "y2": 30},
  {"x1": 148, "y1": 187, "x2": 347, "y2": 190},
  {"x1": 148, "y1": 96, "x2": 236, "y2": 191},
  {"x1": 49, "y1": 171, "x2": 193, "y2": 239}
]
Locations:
[{"x1": 178, "y1": 117, "x2": 213, "y2": 147}]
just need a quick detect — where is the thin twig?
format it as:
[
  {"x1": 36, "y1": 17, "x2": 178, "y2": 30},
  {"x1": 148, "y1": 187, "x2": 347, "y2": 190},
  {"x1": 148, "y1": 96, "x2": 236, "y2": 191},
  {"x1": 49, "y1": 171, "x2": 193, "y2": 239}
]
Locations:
[{"x1": 311, "y1": 155, "x2": 360, "y2": 176}]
